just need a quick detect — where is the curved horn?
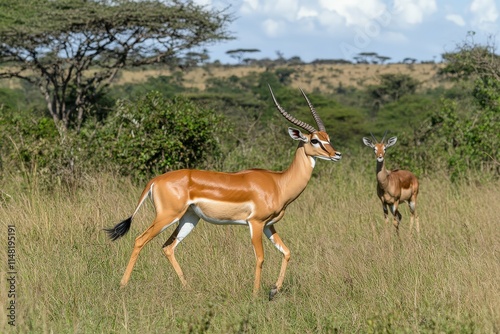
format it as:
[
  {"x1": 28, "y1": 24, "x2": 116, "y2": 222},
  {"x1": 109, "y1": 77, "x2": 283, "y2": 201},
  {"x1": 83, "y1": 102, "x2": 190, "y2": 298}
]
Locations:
[
  {"x1": 370, "y1": 132, "x2": 378, "y2": 143},
  {"x1": 299, "y1": 88, "x2": 326, "y2": 132},
  {"x1": 268, "y1": 84, "x2": 317, "y2": 133},
  {"x1": 381, "y1": 130, "x2": 388, "y2": 143}
]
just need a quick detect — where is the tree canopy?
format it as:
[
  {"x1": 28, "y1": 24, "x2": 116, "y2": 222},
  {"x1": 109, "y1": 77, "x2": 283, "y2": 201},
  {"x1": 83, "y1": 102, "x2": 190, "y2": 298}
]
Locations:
[{"x1": 0, "y1": 0, "x2": 234, "y2": 130}]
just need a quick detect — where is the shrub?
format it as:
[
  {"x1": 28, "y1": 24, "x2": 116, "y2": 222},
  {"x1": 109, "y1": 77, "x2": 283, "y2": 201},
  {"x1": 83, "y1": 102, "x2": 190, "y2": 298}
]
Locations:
[
  {"x1": 0, "y1": 92, "x2": 228, "y2": 187},
  {"x1": 0, "y1": 107, "x2": 88, "y2": 188},
  {"x1": 391, "y1": 36, "x2": 500, "y2": 181},
  {"x1": 97, "y1": 91, "x2": 228, "y2": 179}
]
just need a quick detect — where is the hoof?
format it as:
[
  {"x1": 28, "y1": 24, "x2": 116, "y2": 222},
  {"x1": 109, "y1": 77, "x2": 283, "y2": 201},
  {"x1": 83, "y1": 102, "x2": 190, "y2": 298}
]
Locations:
[{"x1": 269, "y1": 285, "x2": 278, "y2": 301}]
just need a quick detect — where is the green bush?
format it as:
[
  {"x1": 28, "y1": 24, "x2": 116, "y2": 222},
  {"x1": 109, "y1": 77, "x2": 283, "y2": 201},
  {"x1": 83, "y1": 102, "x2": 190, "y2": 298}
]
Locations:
[
  {"x1": 391, "y1": 37, "x2": 500, "y2": 182},
  {"x1": 391, "y1": 97, "x2": 499, "y2": 181},
  {"x1": 97, "y1": 91, "x2": 228, "y2": 179},
  {"x1": 368, "y1": 73, "x2": 420, "y2": 107},
  {"x1": 0, "y1": 107, "x2": 88, "y2": 188},
  {"x1": 0, "y1": 92, "x2": 229, "y2": 187}
]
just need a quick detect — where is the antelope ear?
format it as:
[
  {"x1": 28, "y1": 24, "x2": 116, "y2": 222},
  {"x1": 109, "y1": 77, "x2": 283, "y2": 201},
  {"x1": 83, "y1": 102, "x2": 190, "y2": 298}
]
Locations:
[
  {"x1": 288, "y1": 127, "x2": 308, "y2": 142},
  {"x1": 362, "y1": 137, "x2": 375, "y2": 148},
  {"x1": 386, "y1": 136, "x2": 397, "y2": 148}
]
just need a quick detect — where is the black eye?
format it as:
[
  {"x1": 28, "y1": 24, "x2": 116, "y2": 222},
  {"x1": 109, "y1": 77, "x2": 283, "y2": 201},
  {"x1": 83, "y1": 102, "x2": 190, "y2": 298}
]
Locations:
[{"x1": 311, "y1": 139, "x2": 319, "y2": 144}]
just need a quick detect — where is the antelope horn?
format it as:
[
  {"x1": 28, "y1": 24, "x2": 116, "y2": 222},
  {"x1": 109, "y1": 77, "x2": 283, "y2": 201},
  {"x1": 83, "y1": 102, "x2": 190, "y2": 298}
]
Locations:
[
  {"x1": 299, "y1": 88, "x2": 326, "y2": 132},
  {"x1": 268, "y1": 84, "x2": 317, "y2": 134},
  {"x1": 381, "y1": 130, "x2": 388, "y2": 143},
  {"x1": 370, "y1": 132, "x2": 378, "y2": 143}
]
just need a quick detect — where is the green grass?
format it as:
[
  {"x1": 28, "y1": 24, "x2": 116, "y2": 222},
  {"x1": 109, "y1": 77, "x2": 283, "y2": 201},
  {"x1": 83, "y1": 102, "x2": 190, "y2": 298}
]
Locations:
[{"x1": 1, "y1": 159, "x2": 499, "y2": 333}]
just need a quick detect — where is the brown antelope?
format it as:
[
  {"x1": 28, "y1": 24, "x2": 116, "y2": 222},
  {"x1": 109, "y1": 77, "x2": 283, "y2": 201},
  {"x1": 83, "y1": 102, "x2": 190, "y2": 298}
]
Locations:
[
  {"x1": 362, "y1": 132, "x2": 419, "y2": 233},
  {"x1": 105, "y1": 85, "x2": 342, "y2": 300}
]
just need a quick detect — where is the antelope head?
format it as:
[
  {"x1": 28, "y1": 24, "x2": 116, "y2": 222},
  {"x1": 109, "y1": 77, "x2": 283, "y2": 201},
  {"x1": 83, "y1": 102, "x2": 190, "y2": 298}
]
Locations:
[
  {"x1": 362, "y1": 131, "x2": 397, "y2": 162},
  {"x1": 268, "y1": 85, "x2": 342, "y2": 162}
]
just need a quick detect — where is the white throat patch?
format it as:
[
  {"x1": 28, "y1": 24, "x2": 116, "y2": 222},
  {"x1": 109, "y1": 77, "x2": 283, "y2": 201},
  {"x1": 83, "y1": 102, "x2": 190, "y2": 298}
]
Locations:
[{"x1": 309, "y1": 156, "x2": 316, "y2": 168}]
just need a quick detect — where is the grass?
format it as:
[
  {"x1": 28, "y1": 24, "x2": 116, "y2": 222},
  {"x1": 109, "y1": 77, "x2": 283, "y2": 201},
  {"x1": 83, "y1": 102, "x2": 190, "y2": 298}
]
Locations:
[
  {"x1": 0, "y1": 157, "x2": 499, "y2": 333},
  {"x1": 110, "y1": 63, "x2": 450, "y2": 93}
]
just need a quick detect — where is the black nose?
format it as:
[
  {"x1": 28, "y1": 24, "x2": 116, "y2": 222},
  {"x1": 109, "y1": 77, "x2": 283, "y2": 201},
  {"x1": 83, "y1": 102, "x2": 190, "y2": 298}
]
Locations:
[{"x1": 332, "y1": 152, "x2": 342, "y2": 161}]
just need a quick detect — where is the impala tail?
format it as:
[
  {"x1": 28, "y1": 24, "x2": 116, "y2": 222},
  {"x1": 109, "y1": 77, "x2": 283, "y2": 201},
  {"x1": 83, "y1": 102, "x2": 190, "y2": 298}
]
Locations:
[
  {"x1": 104, "y1": 217, "x2": 133, "y2": 241},
  {"x1": 104, "y1": 181, "x2": 154, "y2": 241}
]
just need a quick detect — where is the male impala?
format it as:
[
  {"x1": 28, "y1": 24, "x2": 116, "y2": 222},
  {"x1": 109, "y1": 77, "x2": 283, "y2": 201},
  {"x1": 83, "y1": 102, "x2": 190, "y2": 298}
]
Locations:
[
  {"x1": 105, "y1": 85, "x2": 342, "y2": 300},
  {"x1": 362, "y1": 132, "x2": 419, "y2": 233}
]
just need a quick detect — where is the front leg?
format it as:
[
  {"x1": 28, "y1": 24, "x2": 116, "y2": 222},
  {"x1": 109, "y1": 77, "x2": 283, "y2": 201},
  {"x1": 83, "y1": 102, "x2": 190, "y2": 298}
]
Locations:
[
  {"x1": 264, "y1": 225, "x2": 290, "y2": 300},
  {"x1": 249, "y1": 220, "x2": 265, "y2": 297},
  {"x1": 389, "y1": 202, "x2": 401, "y2": 234},
  {"x1": 382, "y1": 202, "x2": 389, "y2": 225}
]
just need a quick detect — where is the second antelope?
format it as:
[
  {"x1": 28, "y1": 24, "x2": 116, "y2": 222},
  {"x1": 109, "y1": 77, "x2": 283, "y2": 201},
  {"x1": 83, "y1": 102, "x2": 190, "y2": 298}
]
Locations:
[
  {"x1": 362, "y1": 132, "x2": 419, "y2": 234},
  {"x1": 105, "y1": 85, "x2": 342, "y2": 300}
]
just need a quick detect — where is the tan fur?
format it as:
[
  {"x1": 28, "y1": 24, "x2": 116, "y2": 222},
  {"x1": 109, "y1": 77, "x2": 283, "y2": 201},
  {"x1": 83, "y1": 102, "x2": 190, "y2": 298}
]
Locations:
[
  {"x1": 363, "y1": 136, "x2": 420, "y2": 233},
  {"x1": 108, "y1": 90, "x2": 342, "y2": 299}
]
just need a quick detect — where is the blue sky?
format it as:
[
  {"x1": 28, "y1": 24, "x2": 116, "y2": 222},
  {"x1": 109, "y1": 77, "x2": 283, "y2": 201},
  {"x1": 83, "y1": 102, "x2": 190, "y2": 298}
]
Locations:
[{"x1": 195, "y1": 0, "x2": 499, "y2": 64}]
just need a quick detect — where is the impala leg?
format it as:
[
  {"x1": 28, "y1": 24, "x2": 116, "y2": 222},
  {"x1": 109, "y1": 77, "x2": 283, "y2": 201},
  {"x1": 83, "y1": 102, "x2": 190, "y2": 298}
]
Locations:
[
  {"x1": 389, "y1": 203, "x2": 401, "y2": 235},
  {"x1": 249, "y1": 221, "x2": 265, "y2": 297},
  {"x1": 408, "y1": 203, "x2": 414, "y2": 232},
  {"x1": 264, "y1": 225, "x2": 290, "y2": 300},
  {"x1": 120, "y1": 212, "x2": 181, "y2": 288},
  {"x1": 382, "y1": 203, "x2": 389, "y2": 225},
  {"x1": 408, "y1": 197, "x2": 419, "y2": 234},
  {"x1": 162, "y1": 209, "x2": 199, "y2": 287}
]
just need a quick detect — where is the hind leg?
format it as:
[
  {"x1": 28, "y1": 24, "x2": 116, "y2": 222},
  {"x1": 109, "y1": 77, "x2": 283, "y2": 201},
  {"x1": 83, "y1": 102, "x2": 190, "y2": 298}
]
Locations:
[
  {"x1": 162, "y1": 208, "x2": 200, "y2": 287},
  {"x1": 120, "y1": 211, "x2": 185, "y2": 288},
  {"x1": 408, "y1": 197, "x2": 419, "y2": 233}
]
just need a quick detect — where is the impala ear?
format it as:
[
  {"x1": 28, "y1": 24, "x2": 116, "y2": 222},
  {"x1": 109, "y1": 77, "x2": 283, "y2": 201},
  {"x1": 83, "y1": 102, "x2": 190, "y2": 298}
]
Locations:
[
  {"x1": 362, "y1": 137, "x2": 375, "y2": 148},
  {"x1": 288, "y1": 127, "x2": 308, "y2": 142},
  {"x1": 386, "y1": 136, "x2": 397, "y2": 148}
]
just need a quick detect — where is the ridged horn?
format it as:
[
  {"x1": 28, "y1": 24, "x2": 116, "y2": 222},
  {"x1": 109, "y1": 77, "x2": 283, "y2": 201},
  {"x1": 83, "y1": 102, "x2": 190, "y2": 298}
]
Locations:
[
  {"x1": 370, "y1": 132, "x2": 378, "y2": 143},
  {"x1": 381, "y1": 130, "x2": 388, "y2": 143},
  {"x1": 268, "y1": 84, "x2": 317, "y2": 134},
  {"x1": 299, "y1": 88, "x2": 326, "y2": 132}
]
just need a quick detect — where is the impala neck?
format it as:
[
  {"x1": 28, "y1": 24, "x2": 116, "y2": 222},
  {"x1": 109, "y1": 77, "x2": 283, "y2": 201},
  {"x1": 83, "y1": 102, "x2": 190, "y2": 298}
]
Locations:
[
  {"x1": 280, "y1": 142, "x2": 315, "y2": 202},
  {"x1": 376, "y1": 159, "x2": 390, "y2": 188}
]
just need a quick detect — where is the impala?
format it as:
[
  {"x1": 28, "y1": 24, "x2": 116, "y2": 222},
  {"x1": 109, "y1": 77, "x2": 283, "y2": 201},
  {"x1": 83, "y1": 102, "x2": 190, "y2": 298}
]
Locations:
[
  {"x1": 105, "y1": 85, "x2": 342, "y2": 300},
  {"x1": 362, "y1": 132, "x2": 419, "y2": 233}
]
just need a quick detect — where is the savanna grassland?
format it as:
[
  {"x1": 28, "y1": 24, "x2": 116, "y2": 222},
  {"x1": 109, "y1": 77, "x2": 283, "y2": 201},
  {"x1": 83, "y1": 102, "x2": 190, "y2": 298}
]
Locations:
[
  {"x1": 1, "y1": 155, "x2": 499, "y2": 333},
  {"x1": 116, "y1": 62, "x2": 449, "y2": 93},
  {"x1": 1, "y1": 2, "x2": 499, "y2": 332}
]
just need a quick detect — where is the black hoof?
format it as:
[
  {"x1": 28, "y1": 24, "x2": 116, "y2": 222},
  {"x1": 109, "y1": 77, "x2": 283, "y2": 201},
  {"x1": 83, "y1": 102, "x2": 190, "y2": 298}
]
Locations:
[{"x1": 269, "y1": 285, "x2": 278, "y2": 301}]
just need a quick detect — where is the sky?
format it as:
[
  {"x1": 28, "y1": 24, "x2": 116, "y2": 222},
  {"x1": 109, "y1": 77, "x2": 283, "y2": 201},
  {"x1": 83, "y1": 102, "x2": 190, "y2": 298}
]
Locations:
[{"x1": 194, "y1": 0, "x2": 499, "y2": 64}]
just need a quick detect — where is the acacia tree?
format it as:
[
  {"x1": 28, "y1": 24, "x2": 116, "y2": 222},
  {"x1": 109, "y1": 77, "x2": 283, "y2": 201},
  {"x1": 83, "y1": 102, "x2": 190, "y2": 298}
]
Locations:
[
  {"x1": 226, "y1": 48, "x2": 260, "y2": 64},
  {"x1": 0, "y1": 0, "x2": 233, "y2": 131}
]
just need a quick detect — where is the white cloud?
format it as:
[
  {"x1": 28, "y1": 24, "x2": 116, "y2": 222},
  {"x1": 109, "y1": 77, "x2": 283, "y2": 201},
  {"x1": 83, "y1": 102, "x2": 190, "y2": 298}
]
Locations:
[
  {"x1": 297, "y1": 6, "x2": 318, "y2": 20},
  {"x1": 445, "y1": 14, "x2": 466, "y2": 26},
  {"x1": 318, "y1": 0, "x2": 387, "y2": 26},
  {"x1": 393, "y1": 0, "x2": 437, "y2": 25},
  {"x1": 316, "y1": 10, "x2": 345, "y2": 33},
  {"x1": 470, "y1": 0, "x2": 499, "y2": 31},
  {"x1": 241, "y1": 0, "x2": 300, "y2": 20},
  {"x1": 240, "y1": 0, "x2": 260, "y2": 14},
  {"x1": 262, "y1": 19, "x2": 285, "y2": 37},
  {"x1": 262, "y1": 0, "x2": 299, "y2": 21}
]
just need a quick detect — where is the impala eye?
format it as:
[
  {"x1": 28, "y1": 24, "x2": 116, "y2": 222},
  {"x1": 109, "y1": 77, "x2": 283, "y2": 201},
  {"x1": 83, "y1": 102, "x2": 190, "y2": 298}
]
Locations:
[{"x1": 311, "y1": 139, "x2": 319, "y2": 145}]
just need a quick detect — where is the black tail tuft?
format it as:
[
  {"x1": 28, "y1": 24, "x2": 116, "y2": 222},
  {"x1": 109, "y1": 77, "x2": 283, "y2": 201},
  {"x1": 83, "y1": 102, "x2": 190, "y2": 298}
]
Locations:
[{"x1": 104, "y1": 217, "x2": 132, "y2": 241}]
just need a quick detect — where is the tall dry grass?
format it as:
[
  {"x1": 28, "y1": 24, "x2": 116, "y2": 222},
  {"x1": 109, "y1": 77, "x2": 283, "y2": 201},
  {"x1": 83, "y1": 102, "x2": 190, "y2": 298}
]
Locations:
[
  {"x1": 114, "y1": 63, "x2": 449, "y2": 93},
  {"x1": 0, "y1": 158, "x2": 499, "y2": 333}
]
